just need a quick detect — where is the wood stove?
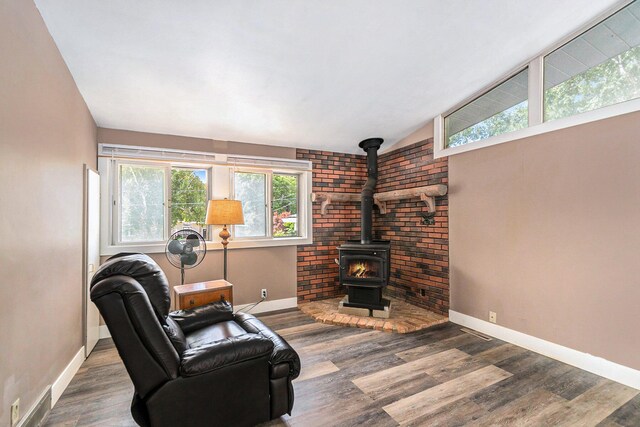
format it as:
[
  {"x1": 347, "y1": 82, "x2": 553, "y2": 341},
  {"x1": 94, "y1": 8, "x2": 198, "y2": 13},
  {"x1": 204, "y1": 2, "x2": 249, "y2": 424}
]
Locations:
[
  {"x1": 338, "y1": 137, "x2": 391, "y2": 312},
  {"x1": 338, "y1": 240, "x2": 390, "y2": 310}
]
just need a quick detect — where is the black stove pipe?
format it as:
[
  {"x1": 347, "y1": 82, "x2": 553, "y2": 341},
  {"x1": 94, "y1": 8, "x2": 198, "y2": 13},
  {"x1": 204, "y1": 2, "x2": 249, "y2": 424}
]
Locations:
[{"x1": 359, "y1": 138, "x2": 383, "y2": 244}]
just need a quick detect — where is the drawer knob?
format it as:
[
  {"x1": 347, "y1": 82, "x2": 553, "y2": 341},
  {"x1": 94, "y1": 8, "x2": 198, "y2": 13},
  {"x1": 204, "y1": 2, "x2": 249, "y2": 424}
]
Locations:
[{"x1": 189, "y1": 299, "x2": 195, "y2": 306}]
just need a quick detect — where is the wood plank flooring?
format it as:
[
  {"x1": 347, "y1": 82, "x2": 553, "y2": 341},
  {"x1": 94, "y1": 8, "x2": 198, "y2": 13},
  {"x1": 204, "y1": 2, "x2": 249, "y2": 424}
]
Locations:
[{"x1": 44, "y1": 310, "x2": 640, "y2": 426}]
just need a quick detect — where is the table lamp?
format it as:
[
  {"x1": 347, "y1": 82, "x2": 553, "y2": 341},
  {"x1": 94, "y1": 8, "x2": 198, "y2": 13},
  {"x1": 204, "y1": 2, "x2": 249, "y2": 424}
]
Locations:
[{"x1": 205, "y1": 199, "x2": 244, "y2": 280}]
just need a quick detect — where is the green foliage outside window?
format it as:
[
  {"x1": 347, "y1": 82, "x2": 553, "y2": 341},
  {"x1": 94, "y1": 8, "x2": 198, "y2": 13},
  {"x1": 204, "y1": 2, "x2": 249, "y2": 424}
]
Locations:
[
  {"x1": 120, "y1": 164, "x2": 166, "y2": 242},
  {"x1": 170, "y1": 169, "x2": 207, "y2": 228},
  {"x1": 272, "y1": 174, "x2": 298, "y2": 237},
  {"x1": 545, "y1": 45, "x2": 640, "y2": 121},
  {"x1": 447, "y1": 41, "x2": 640, "y2": 149},
  {"x1": 447, "y1": 101, "x2": 529, "y2": 148}
]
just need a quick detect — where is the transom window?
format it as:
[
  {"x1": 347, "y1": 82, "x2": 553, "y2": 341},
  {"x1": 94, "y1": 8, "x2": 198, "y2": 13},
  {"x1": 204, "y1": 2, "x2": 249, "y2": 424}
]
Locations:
[
  {"x1": 544, "y1": 1, "x2": 640, "y2": 121},
  {"x1": 445, "y1": 68, "x2": 529, "y2": 148},
  {"x1": 437, "y1": 0, "x2": 640, "y2": 157}
]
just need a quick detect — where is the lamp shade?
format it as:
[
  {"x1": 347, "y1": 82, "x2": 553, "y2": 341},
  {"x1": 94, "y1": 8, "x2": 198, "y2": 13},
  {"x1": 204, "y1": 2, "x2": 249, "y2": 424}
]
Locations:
[{"x1": 205, "y1": 199, "x2": 244, "y2": 225}]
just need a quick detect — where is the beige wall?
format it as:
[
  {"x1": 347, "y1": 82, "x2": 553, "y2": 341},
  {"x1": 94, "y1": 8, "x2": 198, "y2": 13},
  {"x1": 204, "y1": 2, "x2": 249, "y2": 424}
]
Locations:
[
  {"x1": 97, "y1": 128, "x2": 298, "y2": 307},
  {"x1": 383, "y1": 121, "x2": 434, "y2": 153},
  {"x1": 449, "y1": 111, "x2": 640, "y2": 370},
  {"x1": 0, "y1": 0, "x2": 97, "y2": 423},
  {"x1": 147, "y1": 248, "x2": 297, "y2": 307}
]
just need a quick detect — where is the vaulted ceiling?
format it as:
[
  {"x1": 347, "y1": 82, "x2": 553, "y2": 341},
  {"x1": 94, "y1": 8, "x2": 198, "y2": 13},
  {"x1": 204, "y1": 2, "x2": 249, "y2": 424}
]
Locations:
[{"x1": 35, "y1": 0, "x2": 621, "y2": 153}]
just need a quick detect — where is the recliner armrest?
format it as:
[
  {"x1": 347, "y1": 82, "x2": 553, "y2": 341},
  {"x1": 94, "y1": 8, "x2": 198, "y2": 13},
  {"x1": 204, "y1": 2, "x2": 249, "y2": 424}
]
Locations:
[
  {"x1": 180, "y1": 334, "x2": 274, "y2": 377},
  {"x1": 233, "y1": 312, "x2": 301, "y2": 379},
  {"x1": 169, "y1": 300, "x2": 233, "y2": 334}
]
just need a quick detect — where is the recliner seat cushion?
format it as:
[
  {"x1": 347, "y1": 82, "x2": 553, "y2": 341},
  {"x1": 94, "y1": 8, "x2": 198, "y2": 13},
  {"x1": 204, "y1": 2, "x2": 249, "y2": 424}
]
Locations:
[{"x1": 186, "y1": 321, "x2": 247, "y2": 349}]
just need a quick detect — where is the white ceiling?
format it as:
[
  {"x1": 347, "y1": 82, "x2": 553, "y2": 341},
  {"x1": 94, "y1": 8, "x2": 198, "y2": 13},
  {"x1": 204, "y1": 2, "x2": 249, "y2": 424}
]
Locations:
[{"x1": 35, "y1": 0, "x2": 622, "y2": 154}]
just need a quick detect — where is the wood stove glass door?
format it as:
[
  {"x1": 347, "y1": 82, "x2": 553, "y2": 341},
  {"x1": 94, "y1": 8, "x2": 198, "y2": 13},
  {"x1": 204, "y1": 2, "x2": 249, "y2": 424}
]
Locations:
[{"x1": 342, "y1": 255, "x2": 383, "y2": 281}]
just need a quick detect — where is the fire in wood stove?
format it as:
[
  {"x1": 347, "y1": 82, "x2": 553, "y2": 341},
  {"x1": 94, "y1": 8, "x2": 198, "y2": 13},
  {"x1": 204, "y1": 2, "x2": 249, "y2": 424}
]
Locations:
[{"x1": 347, "y1": 260, "x2": 380, "y2": 279}]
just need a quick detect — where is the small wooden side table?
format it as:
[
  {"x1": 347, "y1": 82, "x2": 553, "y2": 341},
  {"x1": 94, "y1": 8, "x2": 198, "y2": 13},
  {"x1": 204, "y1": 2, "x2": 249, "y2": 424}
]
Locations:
[{"x1": 173, "y1": 280, "x2": 233, "y2": 310}]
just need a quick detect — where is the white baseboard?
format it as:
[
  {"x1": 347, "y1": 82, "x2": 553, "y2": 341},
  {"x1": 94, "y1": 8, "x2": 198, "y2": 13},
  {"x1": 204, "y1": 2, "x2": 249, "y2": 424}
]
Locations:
[
  {"x1": 51, "y1": 347, "x2": 85, "y2": 407},
  {"x1": 16, "y1": 386, "x2": 50, "y2": 427},
  {"x1": 449, "y1": 310, "x2": 640, "y2": 390},
  {"x1": 234, "y1": 297, "x2": 298, "y2": 315},
  {"x1": 99, "y1": 324, "x2": 111, "y2": 339},
  {"x1": 97, "y1": 297, "x2": 298, "y2": 340}
]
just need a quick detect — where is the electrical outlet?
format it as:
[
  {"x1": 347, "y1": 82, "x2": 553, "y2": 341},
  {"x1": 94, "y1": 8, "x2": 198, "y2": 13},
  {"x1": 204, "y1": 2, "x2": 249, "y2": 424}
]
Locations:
[
  {"x1": 261, "y1": 289, "x2": 267, "y2": 299},
  {"x1": 11, "y1": 398, "x2": 19, "y2": 426},
  {"x1": 489, "y1": 311, "x2": 497, "y2": 324}
]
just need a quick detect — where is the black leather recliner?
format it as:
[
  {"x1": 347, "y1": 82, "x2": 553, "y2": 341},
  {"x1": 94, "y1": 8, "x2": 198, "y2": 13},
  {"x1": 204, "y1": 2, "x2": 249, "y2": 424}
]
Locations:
[{"x1": 90, "y1": 253, "x2": 300, "y2": 427}]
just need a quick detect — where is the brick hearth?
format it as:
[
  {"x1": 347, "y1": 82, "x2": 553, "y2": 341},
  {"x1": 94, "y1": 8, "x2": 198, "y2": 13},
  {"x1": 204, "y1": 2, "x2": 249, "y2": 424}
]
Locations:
[{"x1": 299, "y1": 296, "x2": 448, "y2": 334}]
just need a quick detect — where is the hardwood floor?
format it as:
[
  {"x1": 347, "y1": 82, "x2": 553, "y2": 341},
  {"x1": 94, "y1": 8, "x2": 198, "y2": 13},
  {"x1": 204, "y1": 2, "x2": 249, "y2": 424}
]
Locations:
[{"x1": 44, "y1": 310, "x2": 640, "y2": 426}]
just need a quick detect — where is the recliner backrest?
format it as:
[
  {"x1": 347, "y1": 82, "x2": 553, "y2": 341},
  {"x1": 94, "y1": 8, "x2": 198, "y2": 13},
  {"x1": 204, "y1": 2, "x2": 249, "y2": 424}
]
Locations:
[
  {"x1": 90, "y1": 254, "x2": 180, "y2": 397},
  {"x1": 93, "y1": 253, "x2": 172, "y2": 319}
]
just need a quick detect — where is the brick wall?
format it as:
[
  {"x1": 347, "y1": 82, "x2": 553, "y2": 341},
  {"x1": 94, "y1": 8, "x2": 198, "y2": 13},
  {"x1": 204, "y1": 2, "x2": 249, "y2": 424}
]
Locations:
[
  {"x1": 373, "y1": 139, "x2": 449, "y2": 315},
  {"x1": 296, "y1": 139, "x2": 449, "y2": 315},
  {"x1": 296, "y1": 149, "x2": 366, "y2": 302}
]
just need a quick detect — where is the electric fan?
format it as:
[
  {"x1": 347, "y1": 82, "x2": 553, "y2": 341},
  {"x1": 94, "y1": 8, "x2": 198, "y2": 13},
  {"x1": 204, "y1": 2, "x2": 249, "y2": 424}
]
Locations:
[{"x1": 165, "y1": 229, "x2": 206, "y2": 286}]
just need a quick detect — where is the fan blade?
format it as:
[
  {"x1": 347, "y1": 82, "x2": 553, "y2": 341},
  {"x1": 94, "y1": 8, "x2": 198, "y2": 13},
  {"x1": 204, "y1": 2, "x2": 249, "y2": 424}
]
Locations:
[
  {"x1": 186, "y1": 234, "x2": 201, "y2": 248},
  {"x1": 181, "y1": 252, "x2": 198, "y2": 266},
  {"x1": 168, "y1": 239, "x2": 185, "y2": 255}
]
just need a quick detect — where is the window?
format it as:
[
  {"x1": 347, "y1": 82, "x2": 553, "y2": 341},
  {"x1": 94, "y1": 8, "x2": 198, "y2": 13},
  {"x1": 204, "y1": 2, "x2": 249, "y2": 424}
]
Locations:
[
  {"x1": 233, "y1": 171, "x2": 301, "y2": 239},
  {"x1": 119, "y1": 164, "x2": 166, "y2": 242},
  {"x1": 444, "y1": 68, "x2": 529, "y2": 148},
  {"x1": 436, "y1": 0, "x2": 640, "y2": 158},
  {"x1": 115, "y1": 162, "x2": 210, "y2": 245},
  {"x1": 234, "y1": 172, "x2": 267, "y2": 238},
  {"x1": 99, "y1": 144, "x2": 312, "y2": 255},
  {"x1": 272, "y1": 174, "x2": 299, "y2": 238},
  {"x1": 544, "y1": 1, "x2": 640, "y2": 121},
  {"x1": 170, "y1": 168, "x2": 208, "y2": 238}
]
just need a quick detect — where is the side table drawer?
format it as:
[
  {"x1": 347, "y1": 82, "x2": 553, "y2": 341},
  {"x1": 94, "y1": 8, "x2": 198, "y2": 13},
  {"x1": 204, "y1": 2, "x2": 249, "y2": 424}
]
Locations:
[{"x1": 179, "y1": 288, "x2": 232, "y2": 309}]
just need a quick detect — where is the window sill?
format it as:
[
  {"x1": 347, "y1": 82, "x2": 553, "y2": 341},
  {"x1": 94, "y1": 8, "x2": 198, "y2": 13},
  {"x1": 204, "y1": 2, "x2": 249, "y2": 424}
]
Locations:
[
  {"x1": 434, "y1": 97, "x2": 640, "y2": 159},
  {"x1": 100, "y1": 236, "x2": 313, "y2": 256}
]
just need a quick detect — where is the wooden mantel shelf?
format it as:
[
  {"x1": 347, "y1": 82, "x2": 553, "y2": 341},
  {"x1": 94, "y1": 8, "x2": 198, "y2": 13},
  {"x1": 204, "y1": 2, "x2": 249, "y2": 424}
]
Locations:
[{"x1": 311, "y1": 184, "x2": 447, "y2": 215}]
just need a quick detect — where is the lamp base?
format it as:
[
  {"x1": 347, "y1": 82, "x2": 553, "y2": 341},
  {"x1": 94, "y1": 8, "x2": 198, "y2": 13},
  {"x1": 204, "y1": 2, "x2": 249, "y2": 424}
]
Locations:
[{"x1": 220, "y1": 225, "x2": 230, "y2": 280}]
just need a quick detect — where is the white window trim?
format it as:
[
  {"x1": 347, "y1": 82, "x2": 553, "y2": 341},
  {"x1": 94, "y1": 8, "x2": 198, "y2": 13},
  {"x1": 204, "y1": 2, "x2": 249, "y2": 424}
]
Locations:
[
  {"x1": 434, "y1": 0, "x2": 638, "y2": 159},
  {"x1": 231, "y1": 169, "x2": 307, "y2": 241},
  {"x1": 98, "y1": 146, "x2": 313, "y2": 256},
  {"x1": 435, "y1": 97, "x2": 640, "y2": 159},
  {"x1": 114, "y1": 160, "x2": 170, "y2": 246},
  {"x1": 232, "y1": 168, "x2": 271, "y2": 239}
]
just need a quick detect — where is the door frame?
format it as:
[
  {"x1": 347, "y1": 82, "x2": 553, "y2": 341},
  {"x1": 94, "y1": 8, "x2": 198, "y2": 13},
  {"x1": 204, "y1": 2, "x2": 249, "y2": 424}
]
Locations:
[{"x1": 83, "y1": 165, "x2": 101, "y2": 357}]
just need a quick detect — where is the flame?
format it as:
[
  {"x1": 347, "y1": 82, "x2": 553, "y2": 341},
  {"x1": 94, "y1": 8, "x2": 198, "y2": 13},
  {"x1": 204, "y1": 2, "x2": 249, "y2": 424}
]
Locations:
[{"x1": 349, "y1": 262, "x2": 374, "y2": 278}]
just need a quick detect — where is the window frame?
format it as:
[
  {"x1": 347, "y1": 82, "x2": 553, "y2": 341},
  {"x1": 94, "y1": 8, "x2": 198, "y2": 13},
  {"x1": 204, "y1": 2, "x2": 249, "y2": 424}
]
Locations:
[
  {"x1": 169, "y1": 165, "x2": 212, "y2": 240},
  {"x1": 111, "y1": 159, "x2": 213, "y2": 247},
  {"x1": 442, "y1": 66, "x2": 531, "y2": 149},
  {"x1": 230, "y1": 169, "x2": 304, "y2": 241},
  {"x1": 115, "y1": 160, "x2": 170, "y2": 246},
  {"x1": 271, "y1": 172, "x2": 301, "y2": 239},
  {"x1": 434, "y1": 0, "x2": 640, "y2": 159},
  {"x1": 99, "y1": 152, "x2": 313, "y2": 256},
  {"x1": 231, "y1": 168, "x2": 271, "y2": 240}
]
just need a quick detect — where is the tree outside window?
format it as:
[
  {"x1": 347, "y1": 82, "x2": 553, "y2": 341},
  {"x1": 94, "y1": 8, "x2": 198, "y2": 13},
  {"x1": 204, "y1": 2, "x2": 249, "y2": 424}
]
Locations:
[
  {"x1": 120, "y1": 164, "x2": 165, "y2": 242},
  {"x1": 272, "y1": 174, "x2": 299, "y2": 237},
  {"x1": 170, "y1": 168, "x2": 208, "y2": 237}
]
